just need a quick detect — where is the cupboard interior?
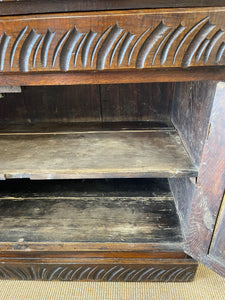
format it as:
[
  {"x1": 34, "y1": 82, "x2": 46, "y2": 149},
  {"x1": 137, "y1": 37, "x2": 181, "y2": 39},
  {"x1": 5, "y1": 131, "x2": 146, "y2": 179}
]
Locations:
[{"x1": 0, "y1": 81, "x2": 216, "y2": 253}]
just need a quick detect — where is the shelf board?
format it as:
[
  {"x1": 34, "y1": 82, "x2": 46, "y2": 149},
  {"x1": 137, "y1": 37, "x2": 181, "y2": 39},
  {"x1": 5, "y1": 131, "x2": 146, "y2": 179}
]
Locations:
[
  {"x1": 0, "y1": 179, "x2": 184, "y2": 253},
  {"x1": 0, "y1": 124, "x2": 197, "y2": 180}
]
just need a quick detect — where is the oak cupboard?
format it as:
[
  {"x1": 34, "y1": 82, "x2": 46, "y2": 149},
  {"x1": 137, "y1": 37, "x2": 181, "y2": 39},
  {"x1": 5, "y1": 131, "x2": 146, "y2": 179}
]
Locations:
[{"x1": 0, "y1": 0, "x2": 224, "y2": 281}]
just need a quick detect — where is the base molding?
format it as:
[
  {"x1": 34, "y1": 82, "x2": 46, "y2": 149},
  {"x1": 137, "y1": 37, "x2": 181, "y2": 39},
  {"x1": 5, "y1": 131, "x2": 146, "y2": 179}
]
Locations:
[{"x1": 0, "y1": 259, "x2": 198, "y2": 282}]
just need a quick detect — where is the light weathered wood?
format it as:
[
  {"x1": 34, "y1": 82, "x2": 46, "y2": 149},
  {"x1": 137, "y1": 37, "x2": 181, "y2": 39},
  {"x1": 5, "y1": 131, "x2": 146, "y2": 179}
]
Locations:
[
  {"x1": 0, "y1": 128, "x2": 197, "y2": 180},
  {"x1": 1, "y1": 8, "x2": 225, "y2": 73},
  {"x1": 0, "y1": 86, "x2": 21, "y2": 93}
]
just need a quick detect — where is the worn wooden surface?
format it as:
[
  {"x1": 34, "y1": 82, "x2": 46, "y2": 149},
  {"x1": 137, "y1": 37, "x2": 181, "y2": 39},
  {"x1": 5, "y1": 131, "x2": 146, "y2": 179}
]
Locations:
[
  {"x1": 184, "y1": 82, "x2": 225, "y2": 278},
  {"x1": 0, "y1": 0, "x2": 225, "y2": 16},
  {"x1": 0, "y1": 178, "x2": 183, "y2": 253},
  {"x1": 169, "y1": 81, "x2": 216, "y2": 238},
  {"x1": 1, "y1": 8, "x2": 225, "y2": 73},
  {"x1": 0, "y1": 83, "x2": 173, "y2": 124},
  {"x1": 209, "y1": 194, "x2": 225, "y2": 265},
  {"x1": 0, "y1": 260, "x2": 197, "y2": 282},
  {"x1": 0, "y1": 128, "x2": 197, "y2": 180},
  {"x1": 169, "y1": 177, "x2": 196, "y2": 238},
  {"x1": 171, "y1": 81, "x2": 216, "y2": 165}
]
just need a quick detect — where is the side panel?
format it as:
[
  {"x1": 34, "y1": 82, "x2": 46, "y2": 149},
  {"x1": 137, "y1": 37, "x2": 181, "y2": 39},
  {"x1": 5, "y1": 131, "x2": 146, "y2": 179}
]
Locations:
[{"x1": 184, "y1": 82, "x2": 225, "y2": 277}]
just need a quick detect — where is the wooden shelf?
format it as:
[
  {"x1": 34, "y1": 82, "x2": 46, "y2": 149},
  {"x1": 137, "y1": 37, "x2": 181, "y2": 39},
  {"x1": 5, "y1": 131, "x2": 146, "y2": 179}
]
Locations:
[
  {"x1": 0, "y1": 123, "x2": 197, "y2": 180},
  {"x1": 0, "y1": 178, "x2": 184, "y2": 253}
]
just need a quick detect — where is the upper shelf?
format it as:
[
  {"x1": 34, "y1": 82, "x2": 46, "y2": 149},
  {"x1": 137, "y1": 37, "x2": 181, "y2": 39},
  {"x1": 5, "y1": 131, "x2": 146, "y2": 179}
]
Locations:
[{"x1": 0, "y1": 123, "x2": 197, "y2": 180}]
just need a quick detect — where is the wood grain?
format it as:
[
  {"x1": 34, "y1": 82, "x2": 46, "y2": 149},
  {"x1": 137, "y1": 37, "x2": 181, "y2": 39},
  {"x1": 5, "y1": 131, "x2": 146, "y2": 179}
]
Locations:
[
  {"x1": 0, "y1": 85, "x2": 101, "y2": 124},
  {"x1": 169, "y1": 81, "x2": 217, "y2": 238},
  {"x1": 1, "y1": 8, "x2": 225, "y2": 73},
  {"x1": 100, "y1": 83, "x2": 173, "y2": 122},
  {"x1": 209, "y1": 194, "x2": 225, "y2": 265},
  {"x1": 0, "y1": 128, "x2": 197, "y2": 180},
  {"x1": 0, "y1": 83, "x2": 173, "y2": 124}
]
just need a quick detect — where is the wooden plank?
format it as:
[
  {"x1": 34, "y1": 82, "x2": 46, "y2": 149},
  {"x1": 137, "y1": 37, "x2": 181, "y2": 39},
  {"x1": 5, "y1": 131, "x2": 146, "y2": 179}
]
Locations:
[
  {"x1": 0, "y1": 68, "x2": 224, "y2": 86},
  {"x1": 1, "y1": 8, "x2": 225, "y2": 73},
  {"x1": 0, "y1": 83, "x2": 172, "y2": 125},
  {"x1": 0, "y1": 178, "x2": 184, "y2": 253},
  {"x1": 0, "y1": 121, "x2": 173, "y2": 133},
  {"x1": 0, "y1": 85, "x2": 101, "y2": 124},
  {"x1": 100, "y1": 83, "x2": 173, "y2": 122},
  {"x1": 0, "y1": 0, "x2": 224, "y2": 16},
  {"x1": 0, "y1": 129, "x2": 197, "y2": 179}
]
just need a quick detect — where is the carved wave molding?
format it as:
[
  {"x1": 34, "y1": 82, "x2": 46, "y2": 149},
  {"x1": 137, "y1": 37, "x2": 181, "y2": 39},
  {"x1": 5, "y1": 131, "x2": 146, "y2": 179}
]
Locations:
[
  {"x1": 0, "y1": 264, "x2": 196, "y2": 282},
  {"x1": 0, "y1": 10, "x2": 225, "y2": 72}
]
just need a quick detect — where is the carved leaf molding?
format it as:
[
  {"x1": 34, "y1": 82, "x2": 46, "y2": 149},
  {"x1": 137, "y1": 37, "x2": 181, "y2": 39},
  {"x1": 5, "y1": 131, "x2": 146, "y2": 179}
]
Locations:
[{"x1": 0, "y1": 11, "x2": 225, "y2": 72}]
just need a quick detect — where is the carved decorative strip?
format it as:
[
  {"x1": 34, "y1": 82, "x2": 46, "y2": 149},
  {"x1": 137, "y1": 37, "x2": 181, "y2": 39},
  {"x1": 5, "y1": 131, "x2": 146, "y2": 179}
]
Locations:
[
  {"x1": 0, "y1": 263, "x2": 197, "y2": 282},
  {"x1": 0, "y1": 8, "x2": 225, "y2": 72}
]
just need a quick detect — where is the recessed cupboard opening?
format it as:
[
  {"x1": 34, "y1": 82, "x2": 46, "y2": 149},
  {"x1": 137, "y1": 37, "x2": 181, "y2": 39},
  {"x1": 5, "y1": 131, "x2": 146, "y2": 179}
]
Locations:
[{"x1": 0, "y1": 81, "x2": 218, "y2": 281}]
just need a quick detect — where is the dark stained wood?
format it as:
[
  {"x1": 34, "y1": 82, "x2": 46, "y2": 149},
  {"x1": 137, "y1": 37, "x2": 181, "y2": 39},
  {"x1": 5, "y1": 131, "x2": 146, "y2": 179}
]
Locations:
[
  {"x1": 209, "y1": 194, "x2": 225, "y2": 265},
  {"x1": 184, "y1": 82, "x2": 225, "y2": 278},
  {"x1": 169, "y1": 177, "x2": 196, "y2": 238},
  {"x1": 0, "y1": 128, "x2": 197, "y2": 180},
  {"x1": 0, "y1": 121, "x2": 173, "y2": 133},
  {"x1": 169, "y1": 81, "x2": 217, "y2": 238},
  {"x1": 0, "y1": 260, "x2": 197, "y2": 282},
  {"x1": 1, "y1": 0, "x2": 225, "y2": 16},
  {"x1": 0, "y1": 68, "x2": 225, "y2": 86},
  {"x1": 100, "y1": 83, "x2": 173, "y2": 122},
  {"x1": 0, "y1": 83, "x2": 173, "y2": 124},
  {"x1": 0, "y1": 178, "x2": 183, "y2": 253},
  {"x1": 171, "y1": 81, "x2": 217, "y2": 165},
  {"x1": 1, "y1": 9, "x2": 225, "y2": 73},
  {"x1": 0, "y1": 85, "x2": 101, "y2": 124}
]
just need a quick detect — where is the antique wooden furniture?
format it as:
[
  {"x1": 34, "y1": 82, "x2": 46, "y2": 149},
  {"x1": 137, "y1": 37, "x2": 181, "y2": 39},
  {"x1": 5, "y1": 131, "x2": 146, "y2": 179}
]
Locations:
[{"x1": 0, "y1": 0, "x2": 225, "y2": 282}]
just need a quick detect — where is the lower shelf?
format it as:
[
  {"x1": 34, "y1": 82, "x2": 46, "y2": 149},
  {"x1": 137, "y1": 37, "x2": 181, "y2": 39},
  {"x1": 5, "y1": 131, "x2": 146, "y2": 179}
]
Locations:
[{"x1": 0, "y1": 178, "x2": 198, "y2": 281}]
